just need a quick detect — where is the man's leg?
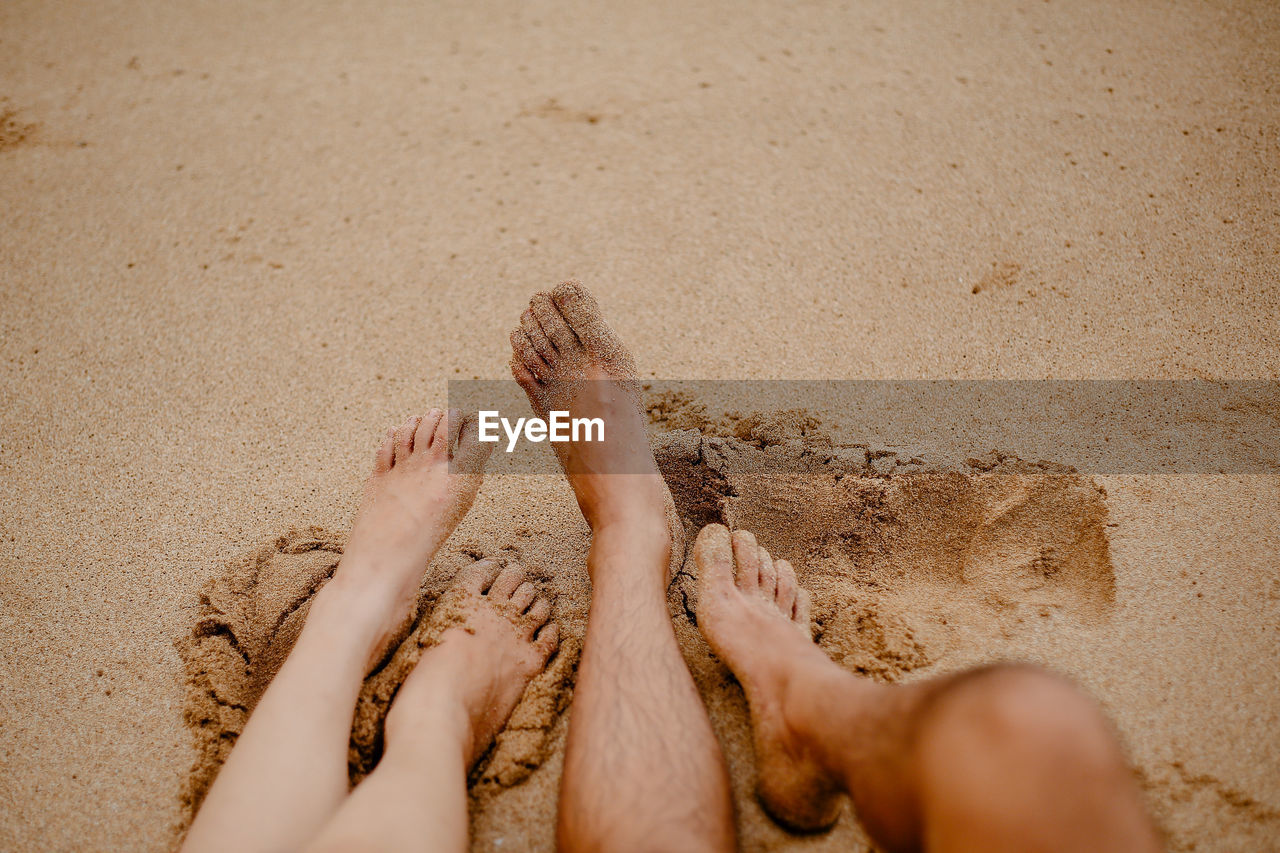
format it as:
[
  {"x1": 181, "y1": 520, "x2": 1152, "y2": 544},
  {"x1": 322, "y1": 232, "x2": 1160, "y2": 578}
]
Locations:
[
  {"x1": 183, "y1": 410, "x2": 492, "y2": 853},
  {"x1": 693, "y1": 523, "x2": 1162, "y2": 853},
  {"x1": 510, "y1": 282, "x2": 735, "y2": 851},
  {"x1": 307, "y1": 560, "x2": 559, "y2": 853}
]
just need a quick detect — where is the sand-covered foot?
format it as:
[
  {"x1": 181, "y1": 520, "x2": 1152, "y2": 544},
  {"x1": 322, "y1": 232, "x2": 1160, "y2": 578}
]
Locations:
[
  {"x1": 694, "y1": 524, "x2": 844, "y2": 832},
  {"x1": 509, "y1": 280, "x2": 673, "y2": 549},
  {"x1": 383, "y1": 560, "x2": 560, "y2": 767},
  {"x1": 329, "y1": 409, "x2": 493, "y2": 667}
]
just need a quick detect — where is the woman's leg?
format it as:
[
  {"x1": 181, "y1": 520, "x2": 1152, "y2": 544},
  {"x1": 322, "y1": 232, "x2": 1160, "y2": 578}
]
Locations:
[
  {"x1": 306, "y1": 560, "x2": 559, "y2": 853},
  {"x1": 182, "y1": 409, "x2": 492, "y2": 853}
]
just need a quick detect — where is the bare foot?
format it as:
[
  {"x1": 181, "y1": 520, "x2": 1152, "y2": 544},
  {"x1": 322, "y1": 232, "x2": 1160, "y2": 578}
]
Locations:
[
  {"x1": 509, "y1": 280, "x2": 676, "y2": 570},
  {"x1": 694, "y1": 524, "x2": 844, "y2": 831},
  {"x1": 328, "y1": 409, "x2": 493, "y2": 669},
  {"x1": 383, "y1": 559, "x2": 560, "y2": 767}
]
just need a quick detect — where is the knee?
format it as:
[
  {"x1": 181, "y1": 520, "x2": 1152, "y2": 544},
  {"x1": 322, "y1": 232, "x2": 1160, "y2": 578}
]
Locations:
[{"x1": 919, "y1": 664, "x2": 1122, "y2": 774}]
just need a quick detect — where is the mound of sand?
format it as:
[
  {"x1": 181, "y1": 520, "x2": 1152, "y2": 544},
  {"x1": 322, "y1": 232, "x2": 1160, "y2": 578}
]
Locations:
[
  {"x1": 176, "y1": 532, "x2": 579, "y2": 830},
  {"x1": 178, "y1": 407, "x2": 1126, "y2": 847},
  {"x1": 657, "y1": 428, "x2": 1116, "y2": 676}
]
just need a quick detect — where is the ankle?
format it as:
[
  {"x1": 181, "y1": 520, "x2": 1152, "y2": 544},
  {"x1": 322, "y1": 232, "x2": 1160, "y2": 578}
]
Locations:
[
  {"x1": 384, "y1": 685, "x2": 475, "y2": 766},
  {"x1": 775, "y1": 660, "x2": 882, "y2": 776},
  {"x1": 592, "y1": 512, "x2": 670, "y2": 547},
  {"x1": 305, "y1": 579, "x2": 396, "y2": 644},
  {"x1": 573, "y1": 474, "x2": 668, "y2": 529},
  {"x1": 587, "y1": 518, "x2": 672, "y2": 585}
]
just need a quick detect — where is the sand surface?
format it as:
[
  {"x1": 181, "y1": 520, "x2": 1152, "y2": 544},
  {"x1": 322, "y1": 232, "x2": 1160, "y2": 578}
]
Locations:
[{"x1": 2, "y1": 1, "x2": 1279, "y2": 850}]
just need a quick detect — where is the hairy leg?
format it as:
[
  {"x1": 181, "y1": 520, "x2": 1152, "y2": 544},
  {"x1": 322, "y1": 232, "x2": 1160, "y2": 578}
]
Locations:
[
  {"x1": 307, "y1": 560, "x2": 559, "y2": 853},
  {"x1": 694, "y1": 524, "x2": 1161, "y2": 853},
  {"x1": 561, "y1": 524, "x2": 735, "y2": 851},
  {"x1": 510, "y1": 282, "x2": 735, "y2": 851},
  {"x1": 183, "y1": 410, "x2": 491, "y2": 853}
]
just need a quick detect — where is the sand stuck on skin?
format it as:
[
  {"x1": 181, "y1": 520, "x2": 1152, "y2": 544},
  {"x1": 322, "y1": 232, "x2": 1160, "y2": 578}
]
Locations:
[{"x1": 174, "y1": 404, "x2": 1275, "y2": 850}]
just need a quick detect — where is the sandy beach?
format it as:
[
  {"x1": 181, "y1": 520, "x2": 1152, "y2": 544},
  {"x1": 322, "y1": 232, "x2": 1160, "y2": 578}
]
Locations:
[{"x1": 2, "y1": 0, "x2": 1278, "y2": 850}]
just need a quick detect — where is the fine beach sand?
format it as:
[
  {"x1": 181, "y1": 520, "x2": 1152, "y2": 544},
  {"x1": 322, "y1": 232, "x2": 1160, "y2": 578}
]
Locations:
[{"x1": 2, "y1": 1, "x2": 1278, "y2": 851}]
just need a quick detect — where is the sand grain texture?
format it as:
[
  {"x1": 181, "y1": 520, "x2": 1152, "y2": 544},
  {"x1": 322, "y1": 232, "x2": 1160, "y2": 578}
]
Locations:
[{"x1": 2, "y1": 0, "x2": 1278, "y2": 850}]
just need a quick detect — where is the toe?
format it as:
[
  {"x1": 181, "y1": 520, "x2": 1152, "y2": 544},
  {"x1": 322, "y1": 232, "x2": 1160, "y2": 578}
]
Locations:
[
  {"x1": 510, "y1": 355, "x2": 540, "y2": 391},
  {"x1": 521, "y1": 309, "x2": 557, "y2": 366},
  {"x1": 394, "y1": 415, "x2": 421, "y2": 464},
  {"x1": 775, "y1": 559, "x2": 798, "y2": 616},
  {"x1": 510, "y1": 582, "x2": 536, "y2": 612},
  {"x1": 429, "y1": 408, "x2": 456, "y2": 457},
  {"x1": 442, "y1": 407, "x2": 463, "y2": 455},
  {"x1": 414, "y1": 408, "x2": 444, "y2": 451},
  {"x1": 488, "y1": 563, "x2": 526, "y2": 600},
  {"x1": 794, "y1": 588, "x2": 813, "y2": 629},
  {"x1": 509, "y1": 328, "x2": 550, "y2": 381},
  {"x1": 550, "y1": 279, "x2": 626, "y2": 361},
  {"x1": 757, "y1": 545, "x2": 777, "y2": 598},
  {"x1": 458, "y1": 559, "x2": 502, "y2": 594},
  {"x1": 524, "y1": 597, "x2": 552, "y2": 637},
  {"x1": 530, "y1": 292, "x2": 579, "y2": 355},
  {"x1": 731, "y1": 530, "x2": 762, "y2": 591},
  {"x1": 550, "y1": 279, "x2": 600, "y2": 321},
  {"x1": 453, "y1": 411, "x2": 494, "y2": 474},
  {"x1": 533, "y1": 621, "x2": 559, "y2": 661},
  {"x1": 693, "y1": 524, "x2": 735, "y2": 596},
  {"x1": 374, "y1": 428, "x2": 395, "y2": 472}
]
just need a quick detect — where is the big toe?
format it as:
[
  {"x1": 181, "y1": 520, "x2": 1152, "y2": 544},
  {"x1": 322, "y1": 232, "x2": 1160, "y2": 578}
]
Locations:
[
  {"x1": 550, "y1": 280, "x2": 632, "y2": 370},
  {"x1": 694, "y1": 524, "x2": 736, "y2": 599},
  {"x1": 458, "y1": 558, "x2": 503, "y2": 594},
  {"x1": 452, "y1": 411, "x2": 494, "y2": 473}
]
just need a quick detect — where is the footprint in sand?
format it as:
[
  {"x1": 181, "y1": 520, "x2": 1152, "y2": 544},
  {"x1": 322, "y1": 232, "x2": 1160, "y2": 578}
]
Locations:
[
  {"x1": 653, "y1": 422, "x2": 1117, "y2": 681},
  {"x1": 176, "y1": 529, "x2": 578, "y2": 826},
  {"x1": 1, "y1": 102, "x2": 38, "y2": 151},
  {"x1": 1136, "y1": 760, "x2": 1280, "y2": 852}
]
